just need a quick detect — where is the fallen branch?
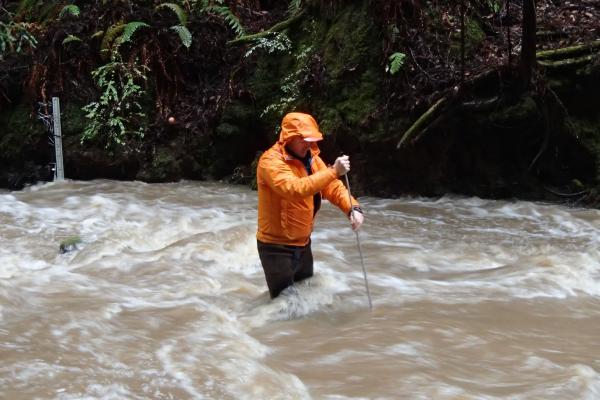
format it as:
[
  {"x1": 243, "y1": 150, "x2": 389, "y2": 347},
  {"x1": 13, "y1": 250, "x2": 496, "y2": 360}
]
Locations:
[
  {"x1": 396, "y1": 68, "x2": 505, "y2": 150},
  {"x1": 544, "y1": 186, "x2": 588, "y2": 198},
  {"x1": 536, "y1": 40, "x2": 600, "y2": 60},
  {"x1": 227, "y1": 10, "x2": 305, "y2": 46},
  {"x1": 396, "y1": 96, "x2": 447, "y2": 149},
  {"x1": 537, "y1": 54, "x2": 597, "y2": 69}
]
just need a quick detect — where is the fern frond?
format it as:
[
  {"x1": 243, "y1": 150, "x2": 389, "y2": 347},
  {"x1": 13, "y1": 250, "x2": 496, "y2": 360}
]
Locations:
[
  {"x1": 204, "y1": 6, "x2": 244, "y2": 38},
  {"x1": 62, "y1": 34, "x2": 81, "y2": 45},
  {"x1": 117, "y1": 21, "x2": 150, "y2": 47},
  {"x1": 155, "y1": 3, "x2": 188, "y2": 25},
  {"x1": 287, "y1": 0, "x2": 301, "y2": 16},
  {"x1": 59, "y1": 4, "x2": 80, "y2": 18},
  {"x1": 170, "y1": 25, "x2": 192, "y2": 48},
  {"x1": 387, "y1": 52, "x2": 406, "y2": 75},
  {"x1": 101, "y1": 23, "x2": 125, "y2": 54}
]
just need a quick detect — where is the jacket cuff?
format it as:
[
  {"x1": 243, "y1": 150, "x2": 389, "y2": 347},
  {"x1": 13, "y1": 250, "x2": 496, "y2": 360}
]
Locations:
[{"x1": 347, "y1": 205, "x2": 363, "y2": 217}]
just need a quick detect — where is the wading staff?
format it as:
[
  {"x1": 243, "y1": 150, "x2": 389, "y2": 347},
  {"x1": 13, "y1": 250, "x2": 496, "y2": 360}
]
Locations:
[{"x1": 344, "y1": 169, "x2": 373, "y2": 310}]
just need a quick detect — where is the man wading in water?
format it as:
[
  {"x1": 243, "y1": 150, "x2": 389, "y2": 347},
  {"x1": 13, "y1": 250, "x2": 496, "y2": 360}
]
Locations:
[{"x1": 256, "y1": 112, "x2": 364, "y2": 298}]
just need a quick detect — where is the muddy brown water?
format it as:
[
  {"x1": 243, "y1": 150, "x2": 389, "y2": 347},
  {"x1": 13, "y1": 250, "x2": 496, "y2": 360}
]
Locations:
[{"x1": 1, "y1": 180, "x2": 598, "y2": 399}]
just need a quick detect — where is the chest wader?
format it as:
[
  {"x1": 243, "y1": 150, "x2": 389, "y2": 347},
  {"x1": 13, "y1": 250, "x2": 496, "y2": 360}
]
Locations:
[
  {"x1": 257, "y1": 240, "x2": 314, "y2": 299},
  {"x1": 257, "y1": 151, "x2": 321, "y2": 299}
]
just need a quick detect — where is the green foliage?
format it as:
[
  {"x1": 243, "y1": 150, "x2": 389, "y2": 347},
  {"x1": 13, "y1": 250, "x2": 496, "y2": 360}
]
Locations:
[
  {"x1": 16, "y1": 0, "x2": 39, "y2": 16},
  {"x1": 156, "y1": 3, "x2": 188, "y2": 25},
  {"x1": 59, "y1": 4, "x2": 80, "y2": 19},
  {"x1": 485, "y1": 0, "x2": 502, "y2": 13},
  {"x1": 386, "y1": 52, "x2": 406, "y2": 75},
  {"x1": 262, "y1": 45, "x2": 314, "y2": 118},
  {"x1": 203, "y1": 6, "x2": 244, "y2": 38},
  {"x1": 0, "y1": 103, "x2": 42, "y2": 163},
  {"x1": 57, "y1": 6, "x2": 81, "y2": 48},
  {"x1": 100, "y1": 23, "x2": 125, "y2": 55},
  {"x1": 81, "y1": 54, "x2": 149, "y2": 149},
  {"x1": 100, "y1": 21, "x2": 149, "y2": 57},
  {"x1": 450, "y1": 17, "x2": 485, "y2": 59},
  {"x1": 62, "y1": 34, "x2": 81, "y2": 45},
  {"x1": 188, "y1": 1, "x2": 243, "y2": 38},
  {"x1": 244, "y1": 32, "x2": 291, "y2": 57},
  {"x1": 155, "y1": 3, "x2": 193, "y2": 48},
  {"x1": 170, "y1": 25, "x2": 192, "y2": 48},
  {"x1": 15, "y1": 0, "x2": 63, "y2": 23},
  {"x1": 118, "y1": 21, "x2": 150, "y2": 47},
  {"x1": 0, "y1": 14, "x2": 37, "y2": 60},
  {"x1": 288, "y1": 0, "x2": 302, "y2": 16}
]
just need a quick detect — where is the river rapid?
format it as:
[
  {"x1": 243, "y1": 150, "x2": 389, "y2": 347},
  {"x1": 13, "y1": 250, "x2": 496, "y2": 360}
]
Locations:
[{"x1": 1, "y1": 180, "x2": 599, "y2": 399}]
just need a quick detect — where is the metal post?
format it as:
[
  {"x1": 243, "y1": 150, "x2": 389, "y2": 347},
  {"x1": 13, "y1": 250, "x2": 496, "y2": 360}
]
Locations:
[{"x1": 52, "y1": 97, "x2": 65, "y2": 180}]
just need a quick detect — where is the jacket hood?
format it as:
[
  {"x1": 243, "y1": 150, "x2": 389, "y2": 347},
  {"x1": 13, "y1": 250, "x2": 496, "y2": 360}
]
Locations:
[{"x1": 278, "y1": 112, "x2": 324, "y2": 145}]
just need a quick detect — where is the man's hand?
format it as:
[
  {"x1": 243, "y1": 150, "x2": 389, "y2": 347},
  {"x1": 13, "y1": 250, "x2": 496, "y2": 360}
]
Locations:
[
  {"x1": 350, "y1": 209, "x2": 364, "y2": 231},
  {"x1": 333, "y1": 155, "x2": 350, "y2": 176}
]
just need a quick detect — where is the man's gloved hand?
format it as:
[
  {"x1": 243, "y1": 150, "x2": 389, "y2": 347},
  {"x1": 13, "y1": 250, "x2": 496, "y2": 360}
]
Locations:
[
  {"x1": 350, "y1": 207, "x2": 364, "y2": 231},
  {"x1": 333, "y1": 155, "x2": 350, "y2": 176}
]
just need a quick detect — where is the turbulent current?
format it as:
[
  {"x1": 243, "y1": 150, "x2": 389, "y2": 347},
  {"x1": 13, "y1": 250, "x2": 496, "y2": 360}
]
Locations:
[{"x1": 1, "y1": 180, "x2": 599, "y2": 399}]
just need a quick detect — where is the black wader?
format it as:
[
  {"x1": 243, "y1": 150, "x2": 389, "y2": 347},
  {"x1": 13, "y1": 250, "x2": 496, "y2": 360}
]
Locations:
[
  {"x1": 258, "y1": 147, "x2": 319, "y2": 299},
  {"x1": 257, "y1": 240, "x2": 313, "y2": 299}
]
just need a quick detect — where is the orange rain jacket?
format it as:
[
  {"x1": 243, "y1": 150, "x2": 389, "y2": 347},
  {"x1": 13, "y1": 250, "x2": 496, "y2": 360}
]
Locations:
[{"x1": 256, "y1": 113, "x2": 360, "y2": 246}]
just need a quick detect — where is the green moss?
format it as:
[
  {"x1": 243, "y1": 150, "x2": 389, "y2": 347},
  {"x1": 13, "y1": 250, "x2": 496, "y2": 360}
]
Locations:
[
  {"x1": 569, "y1": 117, "x2": 600, "y2": 182},
  {"x1": 154, "y1": 147, "x2": 180, "y2": 175},
  {"x1": 489, "y1": 95, "x2": 538, "y2": 125},
  {"x1": 321, "y1": 5, "x2": 373, "y2": 79},
  {"x1": 244, "y1": 0, "x2": 382, "y2": 138},
  {"x1": 207, "y1": 98, "x2": 265, "y2": 178},
  {"x1": 248, "y1": 51, "x2": 294, "y2": 128},
  {"x1": 318, "y1": 108, "x2": 343, "y2": 136},
  {"x1": 450, "y1": 17, "x2": 486, "y2": 59},
  {"x1": 61, "y1": 101, "x2": 88, "y2": 138},
  {"x1": 335, "y1": 69, "x2": 379, "y2": 125},
  {"x1": 248, "y1": 151, "x2": 262, "y2": 190},
  {"x1": 59, "y1": 235, "x2": 82, "y2": 254},
  {"x1": 548, "y1": 78, "x2": 571, "y2": 94},
  {"x1": 466, "y1": 18, "x2": 486, "y2": 44},
  {"x1": 313, "y1": 1, "x2": 382, "y2": 135},
  {"x1": 361, "y1": 115, "x2": 411, "y2": 143},
  {"x1": 215, "y1": 122, "x2": 241, "y2": 137},
  {"x1": 137, "y1": 146, "x2": 181, "y2": 182},
  {"x1": 0, "y1": 103, "x2": 44, "y2": 164},
  {"x1": 219, "y1": 101, "x2": 258, "y2": 133}
]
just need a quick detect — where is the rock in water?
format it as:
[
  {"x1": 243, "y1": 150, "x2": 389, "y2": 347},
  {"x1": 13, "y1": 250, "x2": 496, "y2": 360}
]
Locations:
[{"x1": 59, "y1": 236, "x2": 82, "y2": 254}]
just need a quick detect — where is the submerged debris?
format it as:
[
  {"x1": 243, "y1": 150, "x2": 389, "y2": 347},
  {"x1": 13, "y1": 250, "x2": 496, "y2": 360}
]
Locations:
[{"x1": 59, "y1": 236, "x2": 82, "y2": 254}]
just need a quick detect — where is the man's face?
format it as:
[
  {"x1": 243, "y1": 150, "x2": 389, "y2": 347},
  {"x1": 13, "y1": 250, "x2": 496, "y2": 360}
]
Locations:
[{"x1": 287, "y1": 136, "x2": 312, "y2": 158}]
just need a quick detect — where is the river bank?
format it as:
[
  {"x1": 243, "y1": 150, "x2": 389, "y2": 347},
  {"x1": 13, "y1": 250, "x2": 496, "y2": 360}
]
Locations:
[{"x1": 1, "y1": 1, "x2": 599, "y2": 205}]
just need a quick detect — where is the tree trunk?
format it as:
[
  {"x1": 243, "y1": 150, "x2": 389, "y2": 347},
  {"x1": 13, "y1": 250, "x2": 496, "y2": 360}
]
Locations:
[{"x1": 520, "y1": 0, "x2": 537, "y2": 86}]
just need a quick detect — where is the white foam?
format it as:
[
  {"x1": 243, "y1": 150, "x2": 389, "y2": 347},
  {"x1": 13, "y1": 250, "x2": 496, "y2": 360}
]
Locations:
[
  {"x1": 156, "y1": 343, "x2": 208, "y2": 400},
  {"x1": 3, "y1": 181, "x2": 600, "y2": 399}
]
